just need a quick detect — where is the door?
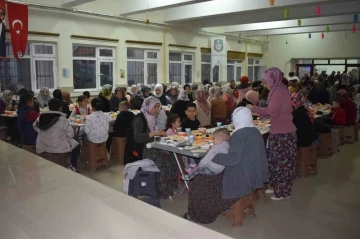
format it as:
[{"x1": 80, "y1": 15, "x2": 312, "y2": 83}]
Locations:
[
  {"x1": 235, "y1": 66, "x2": 242, "y2": 81},
  {"x1": 184, "y1": 64, "x2": 192, "y2": 84},
  {"x1": 99, "y1": 61, "x2": 113, "y2": 87},
  {"x1": 147, "y1": 62, "x2": 158, "y2": 85}
]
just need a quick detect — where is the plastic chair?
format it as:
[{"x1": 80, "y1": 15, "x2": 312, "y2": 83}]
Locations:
[
  {"x1": 40, "y1": 152, "x2": 69, "y2": 168},
  {"x1": 128, "y1": 170, "x2": 160, "y2": 207},
  {"x1": 220, "y1": 193, "x2": 256, "y2": 227},
  {"x1": 81, "y1": 141, "x2": 108, "y2": 172},
  {"x1": 110, "y1": 137, "x2": 126, "y2": 165},
  {"x1": 296, "y1": 145, "x2": 317, "y2": 177},
  {"x1": 332, "y1": 125, "x2": 345, "y2": 144},
  {"x1": 343, "y1": 125, "x2": 354, "y2": 144}
]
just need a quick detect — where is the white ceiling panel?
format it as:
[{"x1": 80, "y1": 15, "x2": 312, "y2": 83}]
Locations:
[{"x1": 62, "y1": 0, "x2": 96, "y2": 7}]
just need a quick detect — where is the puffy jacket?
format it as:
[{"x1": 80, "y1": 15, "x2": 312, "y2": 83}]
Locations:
[{"x1": 33, "y1": 110, "x2": 78, "y2": 154}]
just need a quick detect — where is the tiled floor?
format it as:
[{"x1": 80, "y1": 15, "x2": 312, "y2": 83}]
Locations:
[{"x1": 85, "y1": 142, "x2": 360, "y2": 239}]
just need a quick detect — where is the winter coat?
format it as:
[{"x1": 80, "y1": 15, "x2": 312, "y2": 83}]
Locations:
[{"x1": 33, "y1": 110, "x2": 79, "y2": 154}]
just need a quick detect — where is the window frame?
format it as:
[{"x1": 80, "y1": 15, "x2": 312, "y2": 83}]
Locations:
[
  {"x1": 201, "y1": 53, "x2": 220, "y2": 83},
  {"x1": 72, "y1": 45, "x2": 115, "y2": 92},
  {"x1": 247, "y1": 57, "x2": 261, "y2": 82},
  {"x1": 227, "y1": 59, "x2": 243, "y2": 83},
  {"x1": 0, "y1": 42, "x2": 57, "y2": 93},
  {"x1": 168, "y1": 51, "x2": 194, "y2": 85},
  {"x1": 127, "y1": 48, "x2": 160, "y2": 86}
]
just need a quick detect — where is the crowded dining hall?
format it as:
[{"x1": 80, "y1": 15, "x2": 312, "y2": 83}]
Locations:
[{"x1": 1, "y1": 0, "x2": 360, "y2": 238}]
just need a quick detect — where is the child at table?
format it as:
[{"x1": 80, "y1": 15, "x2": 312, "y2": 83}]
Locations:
[
  {"x1": 166, "y1": 113, "x2": 181, "y2": 136},
  {"x1": 84, "y1": 98, "x2": 109, "y2": 144},
  {"x1": 181, "y1": 103, "x2": 200, "y2": 132},
  {"x1": 183, "y1": 128, "x2": 230, "y2": 180},
  {"x1": 112, "y1": 101, "x2": 134, "y2": 138},
  {"x1": 33, "y1": 98, "x2": 80, "y2": 171},
  {"x1": 70, "y1": 95, "x2": 91, "y2": 117},
  {"x1": 332, "y1": 100, "x2": 346, "y2": 125}
]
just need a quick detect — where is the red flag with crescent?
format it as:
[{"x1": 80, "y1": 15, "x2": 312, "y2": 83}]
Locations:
[{"x1": 7, "y1": 2, "x2": 28, "y2": 59}]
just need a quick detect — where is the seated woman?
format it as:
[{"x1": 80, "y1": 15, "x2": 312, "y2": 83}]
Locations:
[
  {"x1": 184, "y1": 107, "x2": 268, "y2": 223},
  {"x1": 0, "y1": 90, "x2": 19, "y2": 143},
  {"x1": 165, "y1": 86, "x2": 178, "y2": 105},
  {"x1": 53, "y1": 89, "x2": 70, "y2": 118},
  {"x1": 170, "y1": 90, "x2": 190, "y2": 121},
  {"x1": 36, "y1": 87, "x2": 52, "y2": 108},
  {"x1": 17, "y1": 93, "x2": 39, "y2": 147},
  {"x1": 210, "y1": 87, "x2": 227, "y2": 126},
  {"x1": 221, "y1": 85, "x2": 235, "y2": 119},
  {"x1": 291, "y1": 92, "x2": 316, "y2": 147},
  {"x1": 98, "y1": 84, "x2": 113, "y2": 112},
  {"x1": 70, "y1": 95, "x2": 91, "y2": 117},
  {"x1": 113, "y1": 101, "x2": 134, "y2": 138},
  {"x1": 110, "y1": 87, "x2": 128, "y2": 112},
  {"x1": 153, "y1": 83, "x2": 167, "y2": 106},
  {"x1": 194, "y1": 89, "x2": 211, "y2": 127},
  {"x1": 124, "y1": 96, "x2": 179, "y2": 198},
  {"x1": 131, "y1": 85, "x2": 150, "y2": 110},
  {"x1": 237, "y1": 90, "x2": 260, "y2": 108},
  {"x1": 338, "y1": 89, "x2": 357, "y2": 126},
  {"x1": 33, "y1": 98, "x2": 80, "y2": 169}
]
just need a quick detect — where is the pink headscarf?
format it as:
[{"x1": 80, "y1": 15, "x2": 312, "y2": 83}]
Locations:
[
  {"x1": 245, "y1": 91, "x2": 260, "y2": 105},
  {"x1": 262, "y1": 67, "x2": 287, "y2": 104},
  {"x1": 140, "y1": 96, "x2": 161, "y2": 132},
  {"x1": 196, "y1": 88, "x2": 210, "y2": 116}
]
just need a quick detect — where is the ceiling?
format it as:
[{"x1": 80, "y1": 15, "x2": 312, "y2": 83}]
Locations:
[{"x1": 22, "y1": 0, "x2": 360, "y2": 37}]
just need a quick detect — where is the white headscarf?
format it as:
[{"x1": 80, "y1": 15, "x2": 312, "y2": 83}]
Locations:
[
  {"x1": 232, "y1": 107, "x2": 254, "y2": 133},
  {"x1": 153, "y1": 83, "x2": 163, "y2": 98},
  {"x1": 140, "y1": 96, "x2": 161, "y2": 132},
  {"x1": 178, "y1": 90, "x2": 189, "y2": 101}
]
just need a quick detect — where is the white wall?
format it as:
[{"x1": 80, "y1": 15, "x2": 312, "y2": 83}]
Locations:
[
  {"x1": 19, "y1": 7, "x2": 262, "y2": 95},
  {"x1": 262, "y1": 32, "x2": 360, "y2": 76}
]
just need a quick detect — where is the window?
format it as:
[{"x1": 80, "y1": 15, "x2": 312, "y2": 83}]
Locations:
[
  {"x1": 73, "y1": 45, "x2": 115, "y2": 91},
  {"x1": 201, "y1": 53, "x2": 219, "y2": 83},
  {"x1": 127, "y1": 48, "x2": 159, "y2": 86},
  {"x1": 0, "y1": 42, "x2": 57, "y2": 93},
  {"x1": 248, "y1": 58, "x2": 262, "y2": 82},
  {"x1": 169, "y1": 52, "x2": 193, "y2": 85},
  {"x1": 227, "y1": 60, "x2": 243, "y2": 83}
]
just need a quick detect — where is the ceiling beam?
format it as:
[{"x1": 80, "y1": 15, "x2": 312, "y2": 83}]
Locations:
[
  {"x1": 62, "y1": 0, "x2": 96, "y2": 8},
  {"x1": 119, "y1": 0, "x2": 210, "y2": 16},
  {"x1": 164, "y1": 0, "x2": 331, "y2": 22},
  {"x1": 194, "y1": 0, "x2": 360, "y2": 28},
  {"x1": 241, "y1": 23, "x2": 359, "y2": 37},
  {"x1": 220, "y1": 15, "x2": 355, "y2": 33}
]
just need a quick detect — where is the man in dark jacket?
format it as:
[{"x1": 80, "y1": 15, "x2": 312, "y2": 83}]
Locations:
[
  {"x1": 17, "y1": 93, "x2": 39, "y2": 146},
  {"x1": 53, "y1": 89, "x2": 70, "y2": 118}
]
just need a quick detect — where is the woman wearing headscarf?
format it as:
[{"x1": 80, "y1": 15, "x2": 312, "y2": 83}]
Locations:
[
  {"x1": 248, "y1": 67, "x2": 297, "y2": 200},
  {"x1": 131, "y1": 85, "x2": 150, "y2": 110},
  {"x1": 0, "y1": 90, "x2": 19, "y2": 143},
  {"x1": 237, "y1": 90, "x2": 260, "y2": 108},
  {"x1": 291, "y1": 92, "x2": 316, "y2": 147},
  {"x1": 185, "y1": 107, "x2": 268, "y2": 224},
  {"x1": 194, "y1": 88, "x2": 211, "y2": 126},
  {"x1": 53, "y1": 89, "x2": 71, "y2": 118},
  {"x1": 288, "y1": 86, "x2": 297, "y2": 94},
  {"x1": 236, "y1": 76, "x2": 252, "y2": 104},
  {"x1": 166, "y1": 86, "x2": 178, "y2": 105},
  {"x1": 338, "y1": 89, "x2": 357, "y2": 126},
  {"x1": 98, "y1": 84, "x2": 113, "y2": 112},
  {"x1": 37, "y1": 87, "x2": 51, "y2": 108},
  {"x1": 210, "y1": 87, "x2": 227, "y2": 126},
  {"x1": 170, "y1": 90, "x2": 190, "y2": 121},
  {"x1": 124, "y1": 96, "x2": 179, "y2": 198},
  {"x1": 110, "y1": 87, "x2": 127, "y2": 112},
  {"x1": 153, "y1": 83, "x2": 167, "y2": 106},
  {"x1": 129, "y1": 85, "x2": 138, "y2": 96},
  {"x1": 208, "y1": 86, "x2": 217, "y2": 101},
  {"x1": 221, "y1": 85, "x2": 235, "y2": 119}
]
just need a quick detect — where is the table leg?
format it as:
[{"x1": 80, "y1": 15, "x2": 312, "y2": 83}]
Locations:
[{"x1": 169, "y1": 152, "x2": 189, "y2": 200}]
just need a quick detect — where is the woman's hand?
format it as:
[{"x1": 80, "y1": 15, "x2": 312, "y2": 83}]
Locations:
[
  {"x1": 150, "y1": 130, "x2": 166, "y2": 138},
  {"x1": 5, "y1": 105, "x2": 12, "y2": 111},
  {"x1": 13, "y1": 105, "x2": 18, "y2": 110}
]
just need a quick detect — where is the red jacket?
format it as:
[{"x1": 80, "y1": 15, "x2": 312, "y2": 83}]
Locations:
[
  {"x1": 340, "y1": 99, "x2": 357, "y2": 125},
  {"x1": 75, "y1": 106, "x2": 91, "y2": 115},
  {"x1": 332, "y1": 107, "x2": 346, "y2": 125}
]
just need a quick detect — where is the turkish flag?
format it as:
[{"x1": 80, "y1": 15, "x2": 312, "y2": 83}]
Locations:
[{"x1": 7, "y1": 2, "x2": 28, "y2": 59}]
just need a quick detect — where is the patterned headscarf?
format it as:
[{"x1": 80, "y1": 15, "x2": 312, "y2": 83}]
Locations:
[
  {"x1": 166, "y1": 86, "x2": 178, "y2": 103},
  {"x1": 153, "y1": 84, "x2": 163, "y2": 98},
  {"x1": 102, "y1": 84, "x2": 113, "y2": 98},
  {"x1": 140, "y1": 96, "x2": 161, "y2": 132},
  {"x1": 178, "y1": 90, "x2": 189, "y2": 101},
  {"x1": 37, "y1": 87, "x2": 52, "y2": 108},
  {"x1": 1, "y1": 90, "x2": 13, "y2": 106},
  {"x1": 196, "y1": 88, "x2": 210, "y2": 116},
  {"x1": 208, "y1": 86, "x2": 218, "y2": 100},
  {"x1": 291, "y1": 92, "x2": 314, "y2": 122},
  {"x1": 262, "y1": 67, "x2": 287, "y2": 104},
  {"x1": 246, "y1": 91, "x2": 260, "y2": 105},
  {"x1": 213, "y1": 86, "x2": 222, "y2": 98},
  {"x1": 221, "y1": 85, "x2": 233, "y2": 95}
]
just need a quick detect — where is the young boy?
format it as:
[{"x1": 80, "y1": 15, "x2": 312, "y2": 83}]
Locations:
[
  {"x1": 17, "y1": 93, "x2": 39, "y2": 147},
  {"x1": 112, "y1": 101, "x2": 135, "y2": 138},
  {"x1": 181, "y1": 103, "x2": 200, "y2": 132},
  {"x1": 183, "y1": 128, "x2": 230, "y2": 180},
  {"x1": 332, "y1": 99, "x2": 346, "y2": 125}
]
